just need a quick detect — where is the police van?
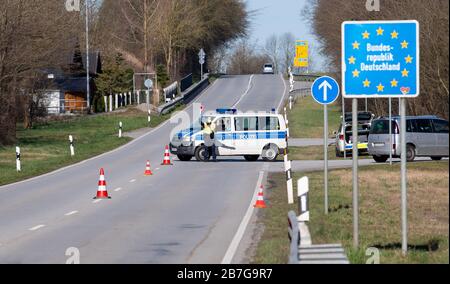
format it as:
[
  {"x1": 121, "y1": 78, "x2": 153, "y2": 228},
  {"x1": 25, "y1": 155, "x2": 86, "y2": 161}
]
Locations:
[{"x1": 170, "y1": 109, "x2": 288, "y2": 162}]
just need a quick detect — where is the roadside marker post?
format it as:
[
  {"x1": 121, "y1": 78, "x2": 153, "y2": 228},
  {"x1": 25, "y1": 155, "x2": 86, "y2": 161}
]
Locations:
[
  {"x1": 115, "y1": 94, "x2": 118, "y2": 110},
  {"x1": 119, "y1": 122, "x2": 123, "y2": 138},
  {"x1": 342, "y1": 20, "x2": 420, "y2": 254},
  {"x1": 16, "y1": 147, "x2": 21, "y2": 172},
  {"x1": 311, "y1": 76, "x2": 340, "y2": 215},
  {"x1": 297, "y1": 177, "x2": 310, "y2": 222},
  {"x1": 148, "y1": 109, "x2": 151, "y2": 125},
  {"x1": 109, "y1": 95, "x2": 113, "y2": 112},
  {"x1": 286, "y1": 160, "x2": 294, "y2": 204},
  {"x1": 69, "y1": 135, "x2": 75, "y2": 157},
  {"x1": 103, "y1": 96, "x2": 108, "y2": 112}
]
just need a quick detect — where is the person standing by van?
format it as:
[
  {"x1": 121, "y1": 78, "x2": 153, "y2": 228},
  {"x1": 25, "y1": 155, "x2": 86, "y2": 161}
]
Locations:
[{"x1": 203, "y1": 118, "x2": 217, "y2": 161}]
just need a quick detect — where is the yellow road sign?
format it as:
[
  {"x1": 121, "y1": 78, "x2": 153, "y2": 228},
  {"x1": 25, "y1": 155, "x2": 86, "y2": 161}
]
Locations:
[{"x1": 295, "y1": 40, "x2": 309, "y2": 68}]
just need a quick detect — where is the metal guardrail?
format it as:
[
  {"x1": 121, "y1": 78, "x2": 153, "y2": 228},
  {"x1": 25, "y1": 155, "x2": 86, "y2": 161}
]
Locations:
[
  {"x1": 158, "y1": 74, "x2": 210, "y2": 115},
  {"x1": 288, "y1": 211, "x2": 300, "y2": 264},
  {"x1": 293, "y1": 74, "x2": 321, "y2": 82}
]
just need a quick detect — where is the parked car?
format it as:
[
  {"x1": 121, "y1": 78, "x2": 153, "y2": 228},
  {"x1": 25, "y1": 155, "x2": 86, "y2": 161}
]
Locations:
[
  {"x1": 368, "y1": 116, "x2": 449, "y2": 162},
  {"x1": 335, "y1": 112, "x2": 375, "y2": 157},
  {"x1": 263, "y1": 64, "x2": 274, "y2": 74}
]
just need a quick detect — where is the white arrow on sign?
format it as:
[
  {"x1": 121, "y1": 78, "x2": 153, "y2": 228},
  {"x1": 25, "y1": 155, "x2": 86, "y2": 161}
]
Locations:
[{"x1": 319, "y1": 80, "x2": 332, "y2": 102}]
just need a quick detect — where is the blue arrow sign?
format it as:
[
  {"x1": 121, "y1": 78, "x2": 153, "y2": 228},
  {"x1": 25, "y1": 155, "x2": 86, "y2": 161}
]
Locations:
[
  {"x1": 311, "y1": 76, "x2": 340, "y2": 105},
  {"x1": 342, "y1": 20, "x2": 419, "y2": 98}
]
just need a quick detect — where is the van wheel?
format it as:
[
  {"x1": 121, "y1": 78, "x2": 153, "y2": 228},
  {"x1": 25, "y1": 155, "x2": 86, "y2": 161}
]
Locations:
[
  {"x1": 431, "y1": 157, "x2": 442, "y2": 161},
  {"x1": 262, "y1": 144, "x2": 279, "y2": 162},
  {"x1": 244, "y1": 155, "x2": 260, "y2": 162},
  {"x1": 336, "y1": 148, "x2": 344, "y2": 158},
  {"x1": 373, "y1": 155, "x2": 388, "y2": 163},
  {"x1": 195, "y1": 146, "x2": 210, "y2": 162},
  {"x1": 407, "y1": 144, "x2": 416, "y2": 162},
  {"x1": 177, "y1": 155, "x2": 193, "y2": 161}
]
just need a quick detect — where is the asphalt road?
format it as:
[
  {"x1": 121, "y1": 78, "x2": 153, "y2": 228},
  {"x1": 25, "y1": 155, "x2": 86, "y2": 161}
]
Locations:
[{"x1": 0, "y1": 74, "x2": 288, "y2": 264}]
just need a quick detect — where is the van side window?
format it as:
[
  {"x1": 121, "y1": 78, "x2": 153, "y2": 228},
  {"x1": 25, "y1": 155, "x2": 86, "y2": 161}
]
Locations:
[
  {"x1": 235, "y1": 117, "x2": 257, "y2": 131},
  {"x1": 406, "y1": 120, "x2": 418, "y2": 133},
  {"x1": 433, "y1": 120, "x2": 449, "y2": 134},
  {"x1": 258, "y1": 117, "x2": 280, "y2": 131},
  {"x1": 216, "y1": 117, "x2": 232, "y2": 132},
  {"x1": 416, "y1": 119, "x2": 433, "y2": 133}
]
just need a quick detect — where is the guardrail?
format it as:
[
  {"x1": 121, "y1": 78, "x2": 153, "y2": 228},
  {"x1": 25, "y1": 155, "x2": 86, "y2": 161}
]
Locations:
[
  {"x1": 293, "y1": 74, "x2": 321, "y2": 82},
  {"x1": 158, "y1": 74, "x2": 210, "y2": 115},
  {"x1": 288, "y1": 211, "x2": 300, "y2": 264}
]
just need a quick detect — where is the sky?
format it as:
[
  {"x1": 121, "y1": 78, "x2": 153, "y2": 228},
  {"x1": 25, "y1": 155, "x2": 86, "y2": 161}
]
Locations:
[{"x1": 245, "y1": 0, "x2": 326, "y2": 70}]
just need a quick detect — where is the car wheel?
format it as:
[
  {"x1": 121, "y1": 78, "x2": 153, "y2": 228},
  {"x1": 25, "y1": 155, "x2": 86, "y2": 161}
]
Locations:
[
  {"x1": 195, "y1": 146, "x2": 210, "y2": 162},
  {"x1": 262, "y1": 144, "x2": 279, "y2": 162},
  {"x1": 406, "y1": 144, "x2": 416, "y2": 162},
  {"x1": 177, "y1": 155, "x2": 193, "y2": 162},
  {"x1": 373, "y1": 155, "x2": 389, "y2": 163},
  {"x1": 431, "y1": 157, "x2": 443, "y2": 161},
  {"x1": 336, "y1": 148, "x2": 344, "y2": 158},
  {"x1": 244, "y1": 155, "x2": 260, "y2": 162}
]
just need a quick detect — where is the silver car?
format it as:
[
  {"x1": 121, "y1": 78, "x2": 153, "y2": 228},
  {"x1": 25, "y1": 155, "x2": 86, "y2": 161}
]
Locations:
[{"x1": 368, "y1": 116, "x2": 449, "y2": 162}]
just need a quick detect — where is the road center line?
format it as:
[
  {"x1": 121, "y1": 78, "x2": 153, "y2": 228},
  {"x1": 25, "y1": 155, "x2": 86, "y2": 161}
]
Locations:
[
  {"x1": 65, "y1": 211, "x2": 78, "y2": 216},
  {"x1": 93, "y1": 199, "x2": 103, "y2": 204},
  {"x1": 114, "y1": 187, "x2": 122, "y2": 192},
  {"x1": 232, "y1": 75, "x2": 255, "y2": 108},
  {"x1": 29, "y1": 225, "x2": 46, "y2": 231},
  {"x1": 130, "y1": 179, "x2": 136, "y2": 183},
  {"x1": 222, "y1": 170, "x2": 265, "y2": 264}
]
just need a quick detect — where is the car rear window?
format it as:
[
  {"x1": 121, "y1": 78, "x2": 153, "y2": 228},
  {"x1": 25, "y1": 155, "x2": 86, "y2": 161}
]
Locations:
[
  {"x1": 370, "y1": 120, "x2": 397, "y2": 134},
  {"x1": 433, "y1": 120, "x2": 449, "y2": 134}
]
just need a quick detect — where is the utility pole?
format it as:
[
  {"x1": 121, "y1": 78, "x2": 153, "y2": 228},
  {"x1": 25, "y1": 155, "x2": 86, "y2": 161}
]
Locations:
[{"x1": 85, "y1": 0, "x2": 90, "y2": 112}]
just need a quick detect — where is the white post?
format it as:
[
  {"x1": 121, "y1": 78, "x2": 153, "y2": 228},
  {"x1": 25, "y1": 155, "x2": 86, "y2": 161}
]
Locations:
[
  {"x1": 297, "y1": 177, "x2": 310, "y2": 222},
  {"x1": 286, "y1": 160, "x2": 294, "y2": 204},
  {"x1": 109, "y1": 95, "x2": 113, "y2": 112},
  {"x1": 69, "y1": 135, "x2": 75, "y2": 157},
  {"x1": 103, "y1": 96, "x2": 108, "y2": 112},
  {"x1": 119, "y1": 122, "x2": 123, "y2": 138},
  {"x1": 16, "y1": 146, "x2": 21, "y2": 172},
  {"x1": 146, "y1": 90, "x2": 150, "y2": 106},
  {"x1": 289, "y1": 95, "x2": 293, "y2": 110},
  {"x1": 115, "y1": 94, "x2": 118, "y2": 109},
  {"x1": 137, "y1": 91, "x2": 140, "y2": 105},
  {"x1": 129, "y1": 92, "x2": 132, "y2": 105},
  {"x1": 148, "y1": 109, "x2": 151, "y2": 125}
]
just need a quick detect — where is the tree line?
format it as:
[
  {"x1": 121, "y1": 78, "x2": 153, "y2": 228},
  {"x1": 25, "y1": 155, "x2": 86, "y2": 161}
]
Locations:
[
  {"x1": 0, "y1": 0, "x2": 249, "y2": 145},
  {"x1": 304, "y1": 0, "x2": 449, "y2": 119}
]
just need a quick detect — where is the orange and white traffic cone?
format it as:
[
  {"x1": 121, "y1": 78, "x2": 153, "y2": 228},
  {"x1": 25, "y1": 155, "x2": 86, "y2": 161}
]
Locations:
[
  {"x1": 161, "y1": 145, "x2": 173, "y2": 166},
  {"x1": 94, "y1": 168, "x2": 111, "y2": 199},
  {"x1": 254, "y1": 186, "x2": 267, "y2": 208},
  {"x1": 144, "y1": 161, "x2": 153, "y2": 176}
]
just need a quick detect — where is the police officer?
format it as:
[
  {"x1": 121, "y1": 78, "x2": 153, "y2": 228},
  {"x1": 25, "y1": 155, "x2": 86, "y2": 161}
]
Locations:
[{"x1": 203, "y1": 118, "x2": 217, "y2": 162}]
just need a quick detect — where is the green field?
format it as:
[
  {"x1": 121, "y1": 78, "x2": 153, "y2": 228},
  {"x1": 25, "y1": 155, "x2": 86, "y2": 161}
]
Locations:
[
  {"x1": 0, "y1": 107, "x2": 179, "y2": 186},
  {"x1": 287, "y1": 95, "x2": 341, "y2": 139},
  {"x1": 282, "y1": 146, "x2": 372, "y2": 161},
  {"x1": 253, "y1": 162, "x2": 449, "y2": 264}
]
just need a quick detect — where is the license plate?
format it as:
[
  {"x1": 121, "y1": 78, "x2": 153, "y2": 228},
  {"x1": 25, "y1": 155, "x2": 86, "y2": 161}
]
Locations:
[
  {"x1": 358, "y1": 143, "x2": 368, "y2": 150},
  {"x1": 171, "y1": 148, "x2": 178, "y2": 152}
]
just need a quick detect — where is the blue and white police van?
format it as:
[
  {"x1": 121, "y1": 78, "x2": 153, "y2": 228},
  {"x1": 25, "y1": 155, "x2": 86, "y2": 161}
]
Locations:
[{"x1": 170, "y1": 109, "x2": 288, "y2": 162}]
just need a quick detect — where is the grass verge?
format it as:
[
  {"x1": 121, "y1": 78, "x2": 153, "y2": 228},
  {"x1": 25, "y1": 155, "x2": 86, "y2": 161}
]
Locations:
[
  {"x1": 288, "y1": 95, "x2": 341, "y2": 139},
  {"x1": 253, "y1": 161, "x2": 449, "y2": 264},
  {"x1": 0, "y1": 106, "x2": 181, "y2": 186}
]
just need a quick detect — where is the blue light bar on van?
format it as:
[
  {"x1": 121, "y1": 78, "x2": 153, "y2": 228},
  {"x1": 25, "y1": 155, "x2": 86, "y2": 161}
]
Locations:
[{"x1": 216, "y1": 109, "x2": 237, "y2": 114}]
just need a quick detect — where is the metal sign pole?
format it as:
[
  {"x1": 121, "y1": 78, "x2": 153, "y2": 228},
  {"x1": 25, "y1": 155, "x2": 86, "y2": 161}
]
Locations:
[
  {"x1": 324, "y1": 104, "x2": 329, "y2": 215},
  {"x1": 400, "y1": 98, "x2": 408, "y2": 256},
  {"x1": 352, "y1": 98, "x2": 359, "y2": 249},
  {"x1": 389, "y1": 97, "x2": 393, "y2": 165},
  {"x1": 85, "y1": 0, "x2": 90, "y2": 111},
  {"x1": 342, "y1": 98, "x2": 346, "y2": 159}
]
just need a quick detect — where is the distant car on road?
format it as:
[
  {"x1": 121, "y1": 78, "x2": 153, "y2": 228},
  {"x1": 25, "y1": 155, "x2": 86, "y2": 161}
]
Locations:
[
  {"x1": 368, "y1": 116, "x2": 449, "y2": 162},
  {"x1": 170, "y1": 109, "x2": 288, "y2": 162},
  {"x1": 335, "y1": 112, "x2": 375, "y2": 157},
  {"x1": 263, "y1": 64, "x2": 274, "y2": 74}
]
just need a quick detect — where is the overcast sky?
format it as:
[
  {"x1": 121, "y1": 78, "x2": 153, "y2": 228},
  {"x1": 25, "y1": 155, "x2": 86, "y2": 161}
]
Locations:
[{"x1": 245, "y1": 0, "x2": 325, "y2": 70}]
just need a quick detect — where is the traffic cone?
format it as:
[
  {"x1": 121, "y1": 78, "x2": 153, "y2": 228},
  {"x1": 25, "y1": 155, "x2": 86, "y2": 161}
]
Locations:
[
  {"x1": 161, "y1": 145, "x2": 173, "y2": 166},
  {"x1": 254, "y1": 186, "x2": 267, "y2": 208},
  {"x1": 94, "y1": 168, "x2": 111, "y2": 199},
  {"x1": 144, "y1": 161, "x2": 153, "y2": 176}
]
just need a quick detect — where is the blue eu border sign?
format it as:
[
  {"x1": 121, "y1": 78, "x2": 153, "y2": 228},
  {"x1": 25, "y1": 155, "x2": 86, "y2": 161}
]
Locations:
[{"x1": 342, "y1": 20, "x2": 420, "y2": 98}]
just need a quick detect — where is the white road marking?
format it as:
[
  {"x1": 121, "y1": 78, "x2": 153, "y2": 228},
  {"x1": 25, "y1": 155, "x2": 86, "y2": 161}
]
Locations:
[
  {"x1": 155, "y1": 168, "x2": 160, "y2": 171},
  {"x1": 277, "y1": 73, "x2": 289, "y2": 112},
  {"x1": 29, "y1": 225, "x2": 46, "y2": 231},
  {"x1": 114, "y1": 187, "x2": 122, "y2": 192},
  {"x1": 232, "y1": 75, "x2": 255, "y2": 108},
  {"x1": 65, "y1": 211, "x2": 78, "y2": 216},
  {"x1": 222, "y1": 170, "x2": 265, "y2": 264},
  {"x1": 93, "y1": 199, "x2": 103, "y2": 204},
  {"x1": 130, "y1": 179, "x2": 136, "y2": 183}
]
